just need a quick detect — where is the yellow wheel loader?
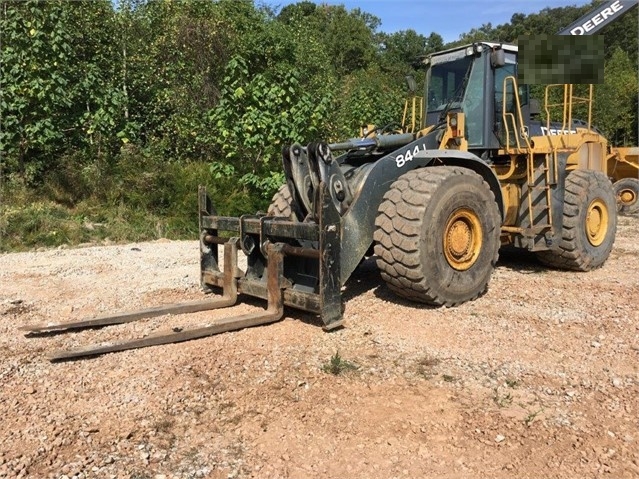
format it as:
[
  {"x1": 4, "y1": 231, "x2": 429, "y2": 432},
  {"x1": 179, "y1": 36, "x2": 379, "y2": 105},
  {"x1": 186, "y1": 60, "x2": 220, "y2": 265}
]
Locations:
[{"x1": 23, "y1": 40, "x2": 620, "y2": 360}]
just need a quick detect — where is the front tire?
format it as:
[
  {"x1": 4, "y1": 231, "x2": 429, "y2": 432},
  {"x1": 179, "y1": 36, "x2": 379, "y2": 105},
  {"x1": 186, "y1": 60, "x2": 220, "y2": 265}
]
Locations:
[
  {"x1": 267, "y1": 184, "x2": 293, "y2": 219},
  {"x1": 537, "y1": 170, "x2": 616, "y2": 271},
  {"x1": 374, "y1": 166, "x2": 501, "y2": 306}
]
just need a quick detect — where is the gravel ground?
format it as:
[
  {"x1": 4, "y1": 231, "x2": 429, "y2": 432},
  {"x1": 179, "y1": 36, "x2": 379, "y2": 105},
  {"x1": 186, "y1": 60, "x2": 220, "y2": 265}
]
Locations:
[{"x1": 0, "y1": 215, "x2": 638, "y2": 479}]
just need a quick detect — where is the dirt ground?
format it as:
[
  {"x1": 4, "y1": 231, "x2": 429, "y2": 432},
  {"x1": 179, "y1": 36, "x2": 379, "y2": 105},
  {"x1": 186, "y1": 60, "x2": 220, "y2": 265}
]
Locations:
[{"x1": 1, "y1": 214, "x2": 638, "y2": 479}]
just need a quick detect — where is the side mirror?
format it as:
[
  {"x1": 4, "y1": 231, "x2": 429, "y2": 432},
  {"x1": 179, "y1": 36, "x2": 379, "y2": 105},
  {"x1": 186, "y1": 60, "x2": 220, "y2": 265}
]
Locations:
[
  {"x1": 405, "y1": 75, "x2": 417, "y2": 93},
  {"x1": 491, "y1": 49, "x2": 505, "y2": 68}
]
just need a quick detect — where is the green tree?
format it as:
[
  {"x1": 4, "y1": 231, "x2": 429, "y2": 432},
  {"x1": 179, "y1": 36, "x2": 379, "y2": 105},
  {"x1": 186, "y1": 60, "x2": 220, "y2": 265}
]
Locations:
[
  {"x1": 333, "y1": 66, "x2": 404, "y2": 139},
  {"x1": 594, "y1": 48, "x2": 639, "y2": 145},
  {"x1": 1, "y1": 0, "x2": 122, "y2": 182},
  {"x1": 208, "y1": 55, "x2": 333, "y2": 198},
  {"x1": 314, "y1": 5, "x2": 379, "y2": 75},
  {"x1": 424, "y1": 32, "x2": 444, "y2": 55},
  {"x1": 378, "y1": 29, "x2": 427, "y2": 69},
  {"x1": 113, "y1": 0, "x2": 232, "y2": 159},
  {"x1": 276, "y1": 0, "x2": 317, "y2": 24}
]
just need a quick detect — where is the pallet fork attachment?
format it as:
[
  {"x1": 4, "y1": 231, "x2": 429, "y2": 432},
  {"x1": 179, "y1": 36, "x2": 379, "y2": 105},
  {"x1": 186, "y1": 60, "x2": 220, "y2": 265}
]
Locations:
[
  {"x1": 19, "y1": 240, "x2": 240, "y2": 335},
  {"x1": 20, "y1": 240, "x2": 286, "y2": 361},
  {"x1": 21, "y1": 181, "x2": 344, "y2": 361}
]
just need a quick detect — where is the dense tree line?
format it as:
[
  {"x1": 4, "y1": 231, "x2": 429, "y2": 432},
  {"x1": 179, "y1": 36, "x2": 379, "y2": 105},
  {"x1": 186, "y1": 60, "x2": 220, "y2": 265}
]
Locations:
[
  {"x1": 0, "y1": 0, "x2": 419, "y2": 194},
  {"x1": 0, "y1": 0, "x2": 637, "y2": 248}
]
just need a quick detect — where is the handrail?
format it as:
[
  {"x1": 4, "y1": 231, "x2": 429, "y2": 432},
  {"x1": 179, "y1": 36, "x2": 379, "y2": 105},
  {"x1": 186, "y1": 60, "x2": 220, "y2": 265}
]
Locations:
[
  {"x1": 544, "y1": 84, "x2": 593, "y2": 134},
  {"x1": 502, "y1": 75, "x2": 532, "y2": 153},
  {"x1": 402, "y1": 95, "x2": 423, "y2": 133}
]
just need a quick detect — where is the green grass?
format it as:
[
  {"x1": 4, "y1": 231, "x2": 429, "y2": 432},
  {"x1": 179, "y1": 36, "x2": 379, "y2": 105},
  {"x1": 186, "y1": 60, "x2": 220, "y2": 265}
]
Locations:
[
  {"x1": 0, "y1": 150, "x2": 275, "y2": 252},
  {"x1": 505, "y1": 378, "x2": 520, "y2": 388},
  {"x1": 493, "y1": 387, "x2": 513, "y2": 407},
  {"x1": 524, "y1": 408, "x2": 544, "y2": 427},
  {"x1": 322, "y1": 351, "x2": 359, "y2": 375},
  {"x1": 0, "y1": 197, "x2": 192, "y2": 251}
]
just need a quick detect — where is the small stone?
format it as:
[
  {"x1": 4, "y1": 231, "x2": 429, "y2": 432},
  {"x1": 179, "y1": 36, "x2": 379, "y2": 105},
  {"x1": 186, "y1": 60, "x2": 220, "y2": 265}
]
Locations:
[
  {"x1": 495, "y1": 434, "x2": 506, "y2": 443},
  {"x1": 612, "y1": 378, "x2": 623, "y2": 388},
  {"x1": 417, "y1": 445, "x2": 429, "y2": 458},
  {"x1": 25, "y1": 387, "x2": 35, "y2": 395},
  {"x1": 591, "y1": 341, "x2": 601, "y2": 348}
]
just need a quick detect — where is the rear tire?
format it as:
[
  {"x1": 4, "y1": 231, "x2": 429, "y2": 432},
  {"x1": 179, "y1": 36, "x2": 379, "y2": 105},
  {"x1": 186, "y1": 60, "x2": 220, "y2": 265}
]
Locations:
[
  {"x1": 374, "y1": 166, "x2": 501, "y2": 306},
  {"x1": 537, "y1": 170, "x2": 616, "y2": 271},
  {"x1": 613, "y1": 177, "x2": 639, "y2": 215},
  {"x1": 267, "y1": 184, "x2": 293, "y2": 219}
]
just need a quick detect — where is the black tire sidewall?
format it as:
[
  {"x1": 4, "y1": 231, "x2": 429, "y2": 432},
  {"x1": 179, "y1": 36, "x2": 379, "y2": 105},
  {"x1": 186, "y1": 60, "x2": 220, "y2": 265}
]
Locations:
[
  {"x1": 571, "y1": 172, "x2": 616, "y2": 266},
  {"x1": 419, "y1": 173, "x2": 500, "y2": 302},
  {"x1": 267, "y1": 184, "x2": 293, "y2": 218}
]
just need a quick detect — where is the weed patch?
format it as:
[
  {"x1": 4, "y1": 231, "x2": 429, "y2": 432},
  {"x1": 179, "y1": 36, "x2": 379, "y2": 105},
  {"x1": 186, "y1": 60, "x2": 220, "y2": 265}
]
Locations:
[
  {"x1": 415, "y1": 354, "x2": 440, "y2": 379},
  {"x1": 322, "y1": 351, "x2": 358, "y2": 375},
  {"x1": 0, "y1": 152, "x2": 273, "y2": 252}
]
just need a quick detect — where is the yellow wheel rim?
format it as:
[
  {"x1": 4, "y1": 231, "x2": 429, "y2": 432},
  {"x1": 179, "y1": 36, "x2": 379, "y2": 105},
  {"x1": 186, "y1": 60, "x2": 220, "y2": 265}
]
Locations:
[
  {"x1": 443, "y1": 208, "x2": 482, "y2": 271},
  {"x1": 617, "y1": 188, "x2": 637, "y2": 206},
  {"x1": 585, "y1": 198, "x2": 609, "y2": 247}
]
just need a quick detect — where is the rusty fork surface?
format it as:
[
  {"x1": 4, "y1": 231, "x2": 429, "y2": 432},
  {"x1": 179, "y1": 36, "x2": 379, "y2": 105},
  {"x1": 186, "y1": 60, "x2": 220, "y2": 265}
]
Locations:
[{"x1": 21, "y1": 241, "x2": 287, "y2": 361}]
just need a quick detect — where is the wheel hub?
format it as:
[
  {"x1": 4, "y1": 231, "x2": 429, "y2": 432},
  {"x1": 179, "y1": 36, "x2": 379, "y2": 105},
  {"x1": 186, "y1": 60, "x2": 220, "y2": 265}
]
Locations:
[
  {"x1": 618, "y1": 188, "x2": 637, "y2": 206},
  {"x1": 585, "y1": 198, "x2": 609, "y2": 247},
  {"x1": 443, "y1": 208, "x2": 482, "y2": 271}
]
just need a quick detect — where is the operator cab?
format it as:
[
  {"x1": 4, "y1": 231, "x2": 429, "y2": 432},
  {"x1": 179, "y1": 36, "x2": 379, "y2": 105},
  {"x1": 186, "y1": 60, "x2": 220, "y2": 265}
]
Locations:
[{"x1": 423, "y1": 42, "x2": 527, "y2": 154}]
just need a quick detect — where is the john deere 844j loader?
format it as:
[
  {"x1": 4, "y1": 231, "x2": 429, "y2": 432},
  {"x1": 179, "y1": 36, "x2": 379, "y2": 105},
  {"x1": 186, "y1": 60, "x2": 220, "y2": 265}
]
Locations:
[{"x1": 23, "y1": 42, "x2": 618, "y2": 360}]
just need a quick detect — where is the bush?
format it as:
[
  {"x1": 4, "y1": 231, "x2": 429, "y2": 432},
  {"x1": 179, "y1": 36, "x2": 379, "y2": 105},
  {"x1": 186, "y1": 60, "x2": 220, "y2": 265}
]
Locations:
[{"x1": 0, "y1": 142, "x2": 275, "y2": 251}]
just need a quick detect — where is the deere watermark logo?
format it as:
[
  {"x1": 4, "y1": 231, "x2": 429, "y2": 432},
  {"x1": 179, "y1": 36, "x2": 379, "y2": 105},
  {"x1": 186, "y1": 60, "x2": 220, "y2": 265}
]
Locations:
[{"x1": 569, "y1": 0, "x2": 625, "y2": 34}]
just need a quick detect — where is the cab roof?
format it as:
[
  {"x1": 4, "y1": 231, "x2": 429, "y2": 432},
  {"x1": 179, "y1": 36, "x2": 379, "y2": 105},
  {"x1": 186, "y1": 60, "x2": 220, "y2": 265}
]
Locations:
[{"x1": 427, "y1": 42, "x2": 518, "y2": 65}]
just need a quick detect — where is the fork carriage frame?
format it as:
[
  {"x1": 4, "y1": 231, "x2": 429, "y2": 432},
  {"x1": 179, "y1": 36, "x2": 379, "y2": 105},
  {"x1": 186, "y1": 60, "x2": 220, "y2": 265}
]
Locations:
[{"x1": 198, "y1": 182, "x2": 345, "y2": 331}]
